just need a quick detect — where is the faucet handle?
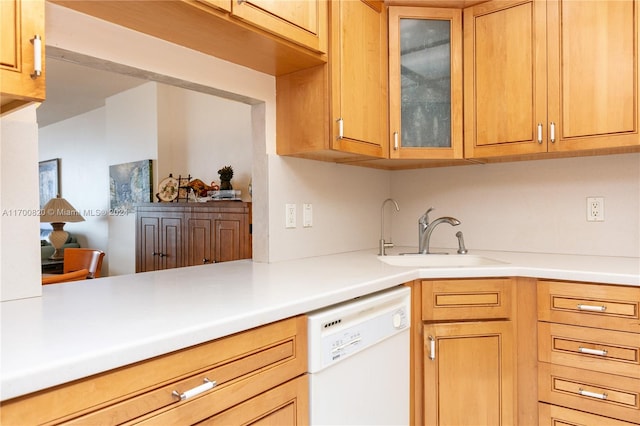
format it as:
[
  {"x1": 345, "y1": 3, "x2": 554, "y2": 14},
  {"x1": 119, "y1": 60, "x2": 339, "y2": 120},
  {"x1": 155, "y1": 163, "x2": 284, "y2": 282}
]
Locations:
[{"x1": 419, "y1": 207, "x2": 434, "y2": 225}]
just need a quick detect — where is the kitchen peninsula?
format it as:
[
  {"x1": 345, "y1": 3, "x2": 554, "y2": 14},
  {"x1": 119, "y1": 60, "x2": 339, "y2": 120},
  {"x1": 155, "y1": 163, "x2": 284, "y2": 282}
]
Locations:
[{"x1": 1, "y1": 249, "x2": 638, "y2": 424}]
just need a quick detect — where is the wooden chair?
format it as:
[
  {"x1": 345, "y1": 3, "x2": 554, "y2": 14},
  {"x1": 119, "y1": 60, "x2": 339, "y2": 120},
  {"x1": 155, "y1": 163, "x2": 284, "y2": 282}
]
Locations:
[
  {"x1": 42, "y1": 269, "x2": 89, "y2": 285},
  {"x1": 63, "y1": 248, "x2": 105, "y2": 279}
]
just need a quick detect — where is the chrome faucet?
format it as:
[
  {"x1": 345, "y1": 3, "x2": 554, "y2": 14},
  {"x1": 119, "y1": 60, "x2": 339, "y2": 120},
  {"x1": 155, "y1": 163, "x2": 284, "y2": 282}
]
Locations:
[
  {"x1": 379, "y1": 198, "x2": 400, "y2": 256},
  {"x1": 418, "y1": 207, "x2": 461, "y2": 254}
]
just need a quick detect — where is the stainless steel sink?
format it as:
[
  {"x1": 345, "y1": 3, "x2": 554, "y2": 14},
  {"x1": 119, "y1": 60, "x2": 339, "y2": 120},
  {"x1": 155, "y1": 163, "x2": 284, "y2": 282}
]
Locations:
[{"x1": 377, "y1": 254, "x2": 507, "y2": 268}]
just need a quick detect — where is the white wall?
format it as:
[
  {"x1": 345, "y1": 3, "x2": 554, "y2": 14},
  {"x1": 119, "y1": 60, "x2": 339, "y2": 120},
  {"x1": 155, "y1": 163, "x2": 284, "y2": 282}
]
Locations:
[
  {"x1": 156, "y1": 84, "x2": 253, "y2": 196},
  {"x1": 0, "y1": 106, "x2": 42, "y2": 301},
  {"x1": 39, "y1": 107, "x2": 109, "y2": 270},
  {"x1": 105, "y1": 82, "x2": 159, "y2": 275},
  {"x1": 391, "y1": 153, "x2": 640, "y2": 258}
]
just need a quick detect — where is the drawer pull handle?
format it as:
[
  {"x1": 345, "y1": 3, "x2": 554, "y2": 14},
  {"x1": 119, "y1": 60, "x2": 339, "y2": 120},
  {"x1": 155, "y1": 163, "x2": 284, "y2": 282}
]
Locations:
[
  {"x1": 428, "y1": 336, "x2": 436, "y2": 361},
  {"x1": 578, "y1": 388, "x2": 607, "y2": 400},
  {"x1": 577, "y1": 304, "x2": 606, "y2": 312},
  {"x1": 172, "y1": 378, "x2": 216, "y2": 401},
  {"x1": 578, "y1": 347, "x2": 608, "y2": 357}
]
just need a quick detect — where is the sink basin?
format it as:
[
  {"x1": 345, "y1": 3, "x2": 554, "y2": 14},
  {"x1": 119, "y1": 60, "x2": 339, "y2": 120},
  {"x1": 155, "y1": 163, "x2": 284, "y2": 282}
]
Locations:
[{"x1": 377, "y1": 254, "x2": 507, "y2": 268}]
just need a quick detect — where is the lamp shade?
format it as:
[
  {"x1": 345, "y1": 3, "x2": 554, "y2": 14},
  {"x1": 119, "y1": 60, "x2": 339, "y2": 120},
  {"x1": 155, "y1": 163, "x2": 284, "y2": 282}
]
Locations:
[
  {"x1": 40, "y1": 196, "x2": 84, "y2": 260},
  {"x1": 40, "y1": 196, "x2": 85, "y2": 223}
]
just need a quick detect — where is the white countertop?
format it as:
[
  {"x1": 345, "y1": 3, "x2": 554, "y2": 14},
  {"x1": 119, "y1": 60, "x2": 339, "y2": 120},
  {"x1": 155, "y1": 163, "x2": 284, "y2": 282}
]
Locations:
[{"x1": 1, "y1": 248, "x2": 639, "y2": 400}]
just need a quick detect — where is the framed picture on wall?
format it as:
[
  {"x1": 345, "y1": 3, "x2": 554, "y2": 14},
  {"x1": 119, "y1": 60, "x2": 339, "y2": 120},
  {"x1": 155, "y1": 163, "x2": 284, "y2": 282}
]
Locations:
[
  {"x1": 109, "y1": 159, "x2": 153, "y2": 213},
  {"x1": 39, "y1": 158, "x2": 60, "y2": 208}
]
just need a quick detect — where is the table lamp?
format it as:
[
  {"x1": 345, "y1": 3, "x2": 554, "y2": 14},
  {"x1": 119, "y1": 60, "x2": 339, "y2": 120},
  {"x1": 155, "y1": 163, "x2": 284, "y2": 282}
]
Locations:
[{"x1": 40, "y1": 195, "x2": 85, "y2": 260}]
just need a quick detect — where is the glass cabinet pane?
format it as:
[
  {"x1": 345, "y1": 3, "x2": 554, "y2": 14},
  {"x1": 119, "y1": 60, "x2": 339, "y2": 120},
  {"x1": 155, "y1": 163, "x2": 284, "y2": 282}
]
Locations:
[{"x1": 400, "y1": 19, "x2": 451, "y2": 148}]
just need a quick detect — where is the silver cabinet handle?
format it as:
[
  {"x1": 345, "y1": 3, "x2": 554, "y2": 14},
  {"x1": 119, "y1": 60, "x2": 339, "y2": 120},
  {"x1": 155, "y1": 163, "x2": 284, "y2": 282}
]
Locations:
[
  {"x1": 577, "y1": 304, "x2": 607, "y2": 312},
  {"x1": 550, "y1": 122, "x2": 556, "y2": 143},
  {"x1": 393, "y1": 132, "x2": 399, "y2": 150},
  {"x1": 578, "y1": 347, "x2": 608, "y2": 357},
  {"x1": 31, "y1": 35, "x2": 42, "y2": 79},
  {"x1": 537, "y1": 123, "x2": 543, "y2": 143},
  {"x1": 428, "y1": 336, "x2": 436, "y2": 360},
  {"x1": 172, "y1": 378, "x2": 216, "y2": 401},
  {"x1": 337, "y1": 118, "x2": 344, "y2": 139},
  {"x1": 578, "y1": 388, "x2": 607, "y2": 400}
]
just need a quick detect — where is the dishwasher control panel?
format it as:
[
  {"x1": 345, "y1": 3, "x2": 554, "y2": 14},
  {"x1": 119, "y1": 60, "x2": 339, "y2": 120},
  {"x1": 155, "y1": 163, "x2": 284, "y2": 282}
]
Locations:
[{"x1": 307, "y1": 286, "x2": 411, "y2": 372}]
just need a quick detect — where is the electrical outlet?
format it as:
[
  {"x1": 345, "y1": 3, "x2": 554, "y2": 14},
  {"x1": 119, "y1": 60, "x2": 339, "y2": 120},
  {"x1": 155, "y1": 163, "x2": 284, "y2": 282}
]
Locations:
[
  {"x1": 285, "y1": 204, "x2": 296, "y2": 228},
  {"x1": 587, "y1": 197, "x2": 604, "y2": 222},
  {"x1": 303, "y1": 203, "x2": 313, "y2": 227}
]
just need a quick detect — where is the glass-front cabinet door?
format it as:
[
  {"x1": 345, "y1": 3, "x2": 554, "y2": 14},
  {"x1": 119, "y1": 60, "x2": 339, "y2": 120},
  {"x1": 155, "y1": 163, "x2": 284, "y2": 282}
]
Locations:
[{"x1": 388, "y1": 7, "x2": 463, "y2": 160}]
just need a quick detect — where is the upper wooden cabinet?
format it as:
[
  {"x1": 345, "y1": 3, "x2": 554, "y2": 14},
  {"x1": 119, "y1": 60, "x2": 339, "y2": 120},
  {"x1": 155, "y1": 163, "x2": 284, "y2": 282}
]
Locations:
[
  {"x1": 51, "y1": 0, "x2": 326, "y2": 76},
  {"x1": 199, "y1": 0, "x2": 327, "y2": 54},
  {"x1": 0, "y1": 0, "x2": 46, "y2": 115},
  {"x1": 276, "y1": 0, "x2": 388, "y2": 162},
  {"x1": 464, "y1": 0, "x2": 640, "y2": 160},
  {"x1": 547, "y1": 0, "x2": 638, "y2": 153},
  {"x1": 388, "y1": 7, "x2": 463, "y2": 161}
]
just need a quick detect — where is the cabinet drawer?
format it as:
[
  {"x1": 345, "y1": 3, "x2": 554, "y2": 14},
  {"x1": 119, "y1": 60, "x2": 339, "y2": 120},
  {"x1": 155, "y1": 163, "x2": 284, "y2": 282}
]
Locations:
[
  {"x1": 538, "y1": 281, "x2": 640, "y2": 333},
  {"x1": 539, "y1": 402, "x2": 637, "y2": 426},
  {"x1": 422, "y1": 278, "x2": 513, "y2": 321},
  {"x1": 0, "y1": 316, "x2": 307, "y2": 425},
  {"x1": 164, "y1": 375, "x2": 308, "y2": 425},
  {"x1": 538, "y1": 322, "x2": 640, "y2": 379},
  {"x1": 539, "y1": 362, "x2": 640, "y2": 424}
]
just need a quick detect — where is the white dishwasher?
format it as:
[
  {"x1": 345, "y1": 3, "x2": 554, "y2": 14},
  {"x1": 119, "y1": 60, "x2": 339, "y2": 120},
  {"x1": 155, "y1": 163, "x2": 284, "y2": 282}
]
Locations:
[{"x1": 307, "y1": 286, "x2": 411, "y2": 425}]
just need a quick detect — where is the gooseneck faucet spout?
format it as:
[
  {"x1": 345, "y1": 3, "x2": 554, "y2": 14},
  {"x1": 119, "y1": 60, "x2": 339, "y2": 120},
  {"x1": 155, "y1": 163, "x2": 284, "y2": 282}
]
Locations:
[
  {"x1": 418, "y1": 207, "x2": 461, "y2": 254},
  {"x1": 379, "y1": 198, "x2": 400, "y2": 256}
]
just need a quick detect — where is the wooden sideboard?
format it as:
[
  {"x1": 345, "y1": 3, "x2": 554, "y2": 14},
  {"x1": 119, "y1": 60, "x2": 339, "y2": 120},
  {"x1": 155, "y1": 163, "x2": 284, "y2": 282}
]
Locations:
[{"x1": 135, "y1": 202, "x2": 251, "y2": 273}]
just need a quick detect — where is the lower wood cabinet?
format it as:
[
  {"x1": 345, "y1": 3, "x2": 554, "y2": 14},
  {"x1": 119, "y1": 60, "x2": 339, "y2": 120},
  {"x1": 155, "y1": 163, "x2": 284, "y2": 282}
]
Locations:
[
  {"x1": 423, "y1": 320, "x2": 514, "y2": 425},
  {"x1": 136, "y1": 202, "x2": 251, "y2": 272},
  {"x1": 537, "y1": 280, "x2": 640, "y2": 425},
  {"x1": 411, "y1": 278, "x2": 537, "y2": 426},
  {"x1": 0, "y1": 316, "x2": 307, "y2": 425}
]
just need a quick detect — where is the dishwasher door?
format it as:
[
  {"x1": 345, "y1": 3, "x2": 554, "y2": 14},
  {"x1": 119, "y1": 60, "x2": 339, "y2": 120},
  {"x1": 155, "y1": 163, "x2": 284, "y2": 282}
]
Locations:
[{"x1": 307, "y1": 286, "x2": 411, "y2": 425}]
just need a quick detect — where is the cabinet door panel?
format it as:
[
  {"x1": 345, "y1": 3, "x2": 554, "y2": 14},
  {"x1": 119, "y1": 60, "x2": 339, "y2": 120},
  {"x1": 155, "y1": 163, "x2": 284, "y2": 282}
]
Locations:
[
  {"x1": 187, "y1": 217, "x2": 214, "y2": 266},
  {"x1": 232, "y1": 0, "x2": 326, "y2": 53},
  {"x1": 548, "y1": 0, "x2": 639, "y2": 151},
  {"x1": 0, "y1": 0, "x2": 45, "y2": 114},
  {"x1": 161, "y1": 217, "x2": 183, "y2": 270},
  {"x1": 389, "y1": 7, "x2": 463, "y2": 160},
  {"x1": 331, "y1": 0, "x2": 387, "y2": 157},
  {"x1": 464, "y1": 0, "x2": 547, "y2": 157},
  {"x1": 424, "y1": 321, "x2": 515, "y2": 425},
  {"x1": 215, "y1": 216, "x2": 243, "y2": 262},
  {"x1": 138, "y1": 216, "x2": 160, "y2": 272}
]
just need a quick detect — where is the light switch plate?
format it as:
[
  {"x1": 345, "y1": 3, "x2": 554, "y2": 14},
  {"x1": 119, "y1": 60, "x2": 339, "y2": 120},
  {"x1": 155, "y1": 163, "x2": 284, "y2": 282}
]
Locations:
[
  {"x1": 285, "y1": 204, "x2": 296, "y2": 228},
  {"x1": 303, "y1": 203, "x2": 313, "y2": 227}
]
